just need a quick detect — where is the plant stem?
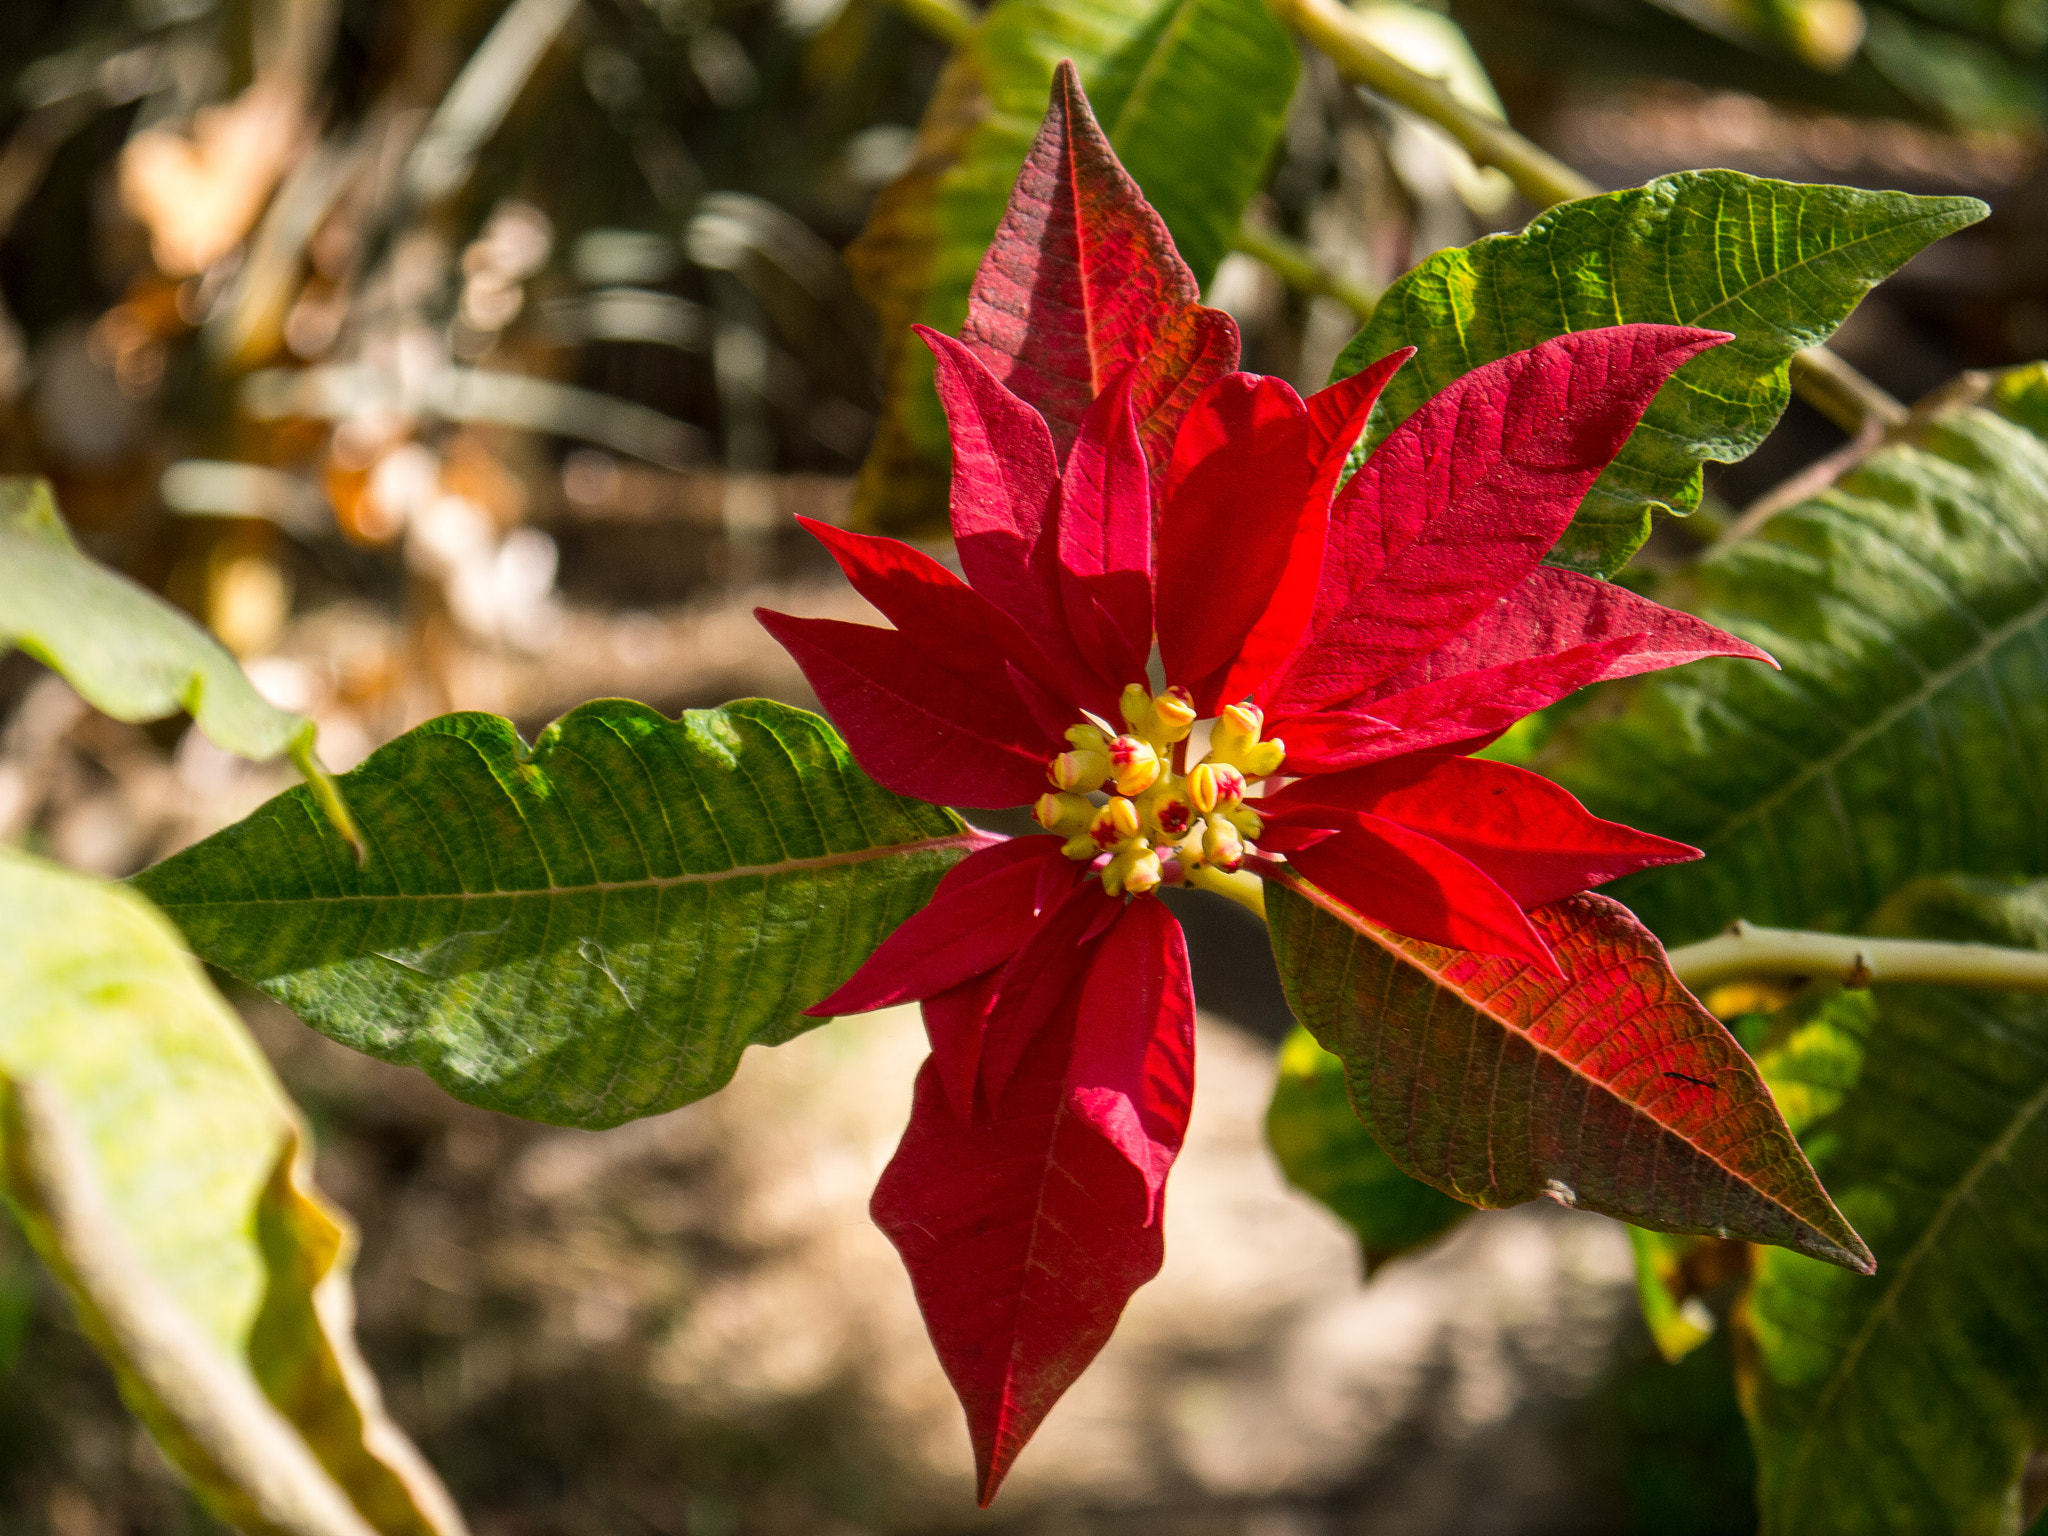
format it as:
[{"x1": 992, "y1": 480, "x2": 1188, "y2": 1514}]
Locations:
[
  {"x1": 1666, "y1": 920, "x2": 2048, "y2": 993},
  {"x1": 1232, "y1": 224, "x2": 1379, "y2": 323},
  {"x1": 1183, "y1": 860, "x2": 1270, "y2": 919},
  {"x1": 1267, "y1": 0, "x2": 1904, "y2": 433},
  {"x1": 1269, "y1": 0, "x2": 1596, "y2": 205}
]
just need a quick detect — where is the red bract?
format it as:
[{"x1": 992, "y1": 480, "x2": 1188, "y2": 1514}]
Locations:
[{"x1": 758, "y1": 67, "x2": 1806, "y2": 1507}]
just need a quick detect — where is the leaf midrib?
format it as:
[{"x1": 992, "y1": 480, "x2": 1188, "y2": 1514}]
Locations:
[
  {"x1": 147, "y1": 830, "x2": 982, "y2": 908},
  {"x1": 1781, "y1": 1051, "x2": 2048, "y2": 1496}
]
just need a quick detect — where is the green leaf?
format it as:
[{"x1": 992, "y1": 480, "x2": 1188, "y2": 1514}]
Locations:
[
  {"x1": 1265, "y1": 1025, "x2": 1471, "y2": 1273},
  {"x1": 1266, "y1": 880, "x2": 1871, "y2": 1270},
  {"x1": 1740, "y1": 875, "x2": 2048, "y2": 1535},
  {"x1": 1331, "y1": 173, "x2": 1986, "y2": 575},
  {"x1": 0, "y1": 846, "x2": 460, "y2": 1536},
  {"x1": 1552, "y1": 366, "x2": 2048, "y2": 945},
  {"x1": 845, "y1": 0, "x2": 1297, "y2": 533},
  {"x1": 1626, "y1": 1226, "x2": 1720, "y2": 1364},
  {"x1": 134, "y1": 698, "x2": 982, "y2": 1129},
  {"x1": 0, "y1": 476, "x2": 359, "y2": 856}
]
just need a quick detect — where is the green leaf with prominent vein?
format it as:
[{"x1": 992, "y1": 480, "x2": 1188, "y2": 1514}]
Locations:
[
  {"x1": 1740, "y1": 875, "x2": 2048, "y2": 1535},
  {"x1": 1551, "y1": 365, "x2": 2048, "y2": 946},
  {"x1": 0, "y1": 476, "x2": 358, "y2": 853},
  {"x1": 845, "y1": 0, "x2": 1297, "y2": 533},
  {"x1": 0, "y1": 847, "x2": 461, "y2": 1536},
  {"x1": 1330, "y1": 173, "x2": 1987, "y2": 575},
  {"x1": 1265, "y1": 1025, "x2": 1471, "y2": 1273},
  {"x1": 133, "y1": 698, "x2": 980, "y2": 1129}
]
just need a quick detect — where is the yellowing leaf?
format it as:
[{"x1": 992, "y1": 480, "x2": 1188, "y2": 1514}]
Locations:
[{"x1": 0, "y1": 847, "x2": 463, "y2": 1536}]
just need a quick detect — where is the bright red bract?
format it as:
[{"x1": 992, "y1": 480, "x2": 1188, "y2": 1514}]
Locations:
[{"x1": 758, "y1": 62, "x2": 1777, "y2": 1504}]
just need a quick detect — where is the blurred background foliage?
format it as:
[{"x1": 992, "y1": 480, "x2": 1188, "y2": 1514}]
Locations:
[{"x1": 0, "y1": 0, "x2": 2043, "y2": 1530}]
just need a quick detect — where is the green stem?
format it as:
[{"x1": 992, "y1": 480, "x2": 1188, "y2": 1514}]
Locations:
[
  {"x1": 1666, "y1": 920, "x2": 2048, "y2": 994},
  {"x1": 1268, "y1": 0, "x2": 1595, "y2": 205},
  {"x1": 1183, "y1": 860, "x2": 1269, "y2": 919},
  {"x1": 1232, "y1": 224, "x2": 1378, "y2": 324},
  {"x1": 1265, "y1": 0, "x2": 1904, "y2": 432}
]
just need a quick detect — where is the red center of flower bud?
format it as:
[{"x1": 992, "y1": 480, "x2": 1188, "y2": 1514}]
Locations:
[{"x1": 1040, "y1": 687, "x2": 1287, "y2": 898}]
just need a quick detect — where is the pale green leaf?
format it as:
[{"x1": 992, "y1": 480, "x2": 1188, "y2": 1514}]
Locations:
[
  {"x1": 134, "y1": 699, "x2": 982, "y2": 1129},
  {"x1": 1265, "y1": 1025, "x2": 1470, "y2": 1274},
  {"x1": 1741, "y1": 875, "x2": 2048, "y2": 1535},
  {"x1": 846, "y1": 0, "x2": 1298, "y2": 533},
  {"x1": 1552, "y1": 365, "x2": 2048, "y2": 943},
  {"x1": 1331, "y1": 173, "x2": 1986, "y2": 575},
  {"x1": 0, "y1": 477, "x2": 359, "y2": 854},
  {"x1": 0, "y1": 846, "x2": 461, "y2": 1536}
]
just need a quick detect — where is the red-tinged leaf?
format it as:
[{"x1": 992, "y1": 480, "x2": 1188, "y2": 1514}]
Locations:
[
  {"x1": 1264, "y1": 879, "x2": 1874, "y2": 1273},
  {"x1": 1064, "y1": 897, "x2": 1195, "y2": 1218},
  {"x1": 1260, "y1": 327, "x2": 1730, "y2": 719},
  {"x1": 755, "y1": 609, "x2": 1053, "y2": 809},
  {"x1": 1266, "y1": 754, "x2": 1698, "y2": 909},
  {"x1": 1054, "y1": 372, "x2": 1153, "y2": 692},
  {"x1": 961, "y1": 60, "x2": 1240, "y2": 482},
  {"x1": 1277, "y1": 809, "x2": 1561, "y2": 972},
  {"x1": 978, "y1": 880, "x2": 1118, "y2": 1103},
  {"x1": 873, "y1": 928, "x2": 1178, "y2": 1505},
  {"x1": 809, "y1": 836, "x2": 1068, "y2": 1016}
]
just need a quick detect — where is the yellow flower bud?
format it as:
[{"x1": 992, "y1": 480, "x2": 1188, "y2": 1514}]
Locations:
[
  {"x1": 1105, "y1": 844, "x2": 1163, "y2": 896},
  {"x1": 1062, "y1": 832, "x2": 1099, "y2": 861},
  {"x1": 1107, "y1": 735, "x2": 1160, "y2": 796},
  {"x1": 1121, "y1": 848, "x2": 1164, "y2": 895},
  {"x1": 1215, "y1": 702, "x2": 1263, "y2": 751},
  {"x1": 1051, "y1": 749, "x2": 1110, "y2": 791},
  {"x1": 1203, "y1": 818, "x2": 1244, "y2": 871},
  {"x1": 1242, "y1": 739, "x2": 1286, "y2": 779},
  {"x1": 1188, "y1": 762, "x2": 1219, "y2": 814},
  {"x1": 1092, "y1": 797, "x2": 1142, "y2": 847},
  {"x1": 1148, "y1": 686, "x2": 1197, "y2": 743},
  {"x1": 1119, "y1": 683, "x2": 1152, "y2": 730},
  {"x1": 1035, "y1": 792, "x2": 1095, "y2": 834},
  {"x1": 1065, "y1": 722, "x2": 1110, "y2": 755},
  {"x1": 1222, "y1": 804, "x2": 1264, "y2": 839}
]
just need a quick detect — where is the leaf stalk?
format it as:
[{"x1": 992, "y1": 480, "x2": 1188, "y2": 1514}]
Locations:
[{"x1": 1667, "y1": 920, "x2": 2048, "y2": 994}]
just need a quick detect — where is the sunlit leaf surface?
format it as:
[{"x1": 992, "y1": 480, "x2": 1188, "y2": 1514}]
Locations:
[{"x1": 136, "y1": 699, "x2": 982, "y2": 1128}]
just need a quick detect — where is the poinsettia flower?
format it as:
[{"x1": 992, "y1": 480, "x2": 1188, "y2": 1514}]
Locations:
[{"x1": 755, "y1": 310, "x2": 1767, "y2": 1501}]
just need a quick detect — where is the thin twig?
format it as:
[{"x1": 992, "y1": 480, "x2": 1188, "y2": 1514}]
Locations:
[
  {"x1": 1264, "y1": 0, "x2": 1904, "y2": 434},
  {"x1": 1666, "y1": 920, "x2": 2048, "y2": 993},
  {"x1": 1232, "y1": 223, "x2": 1378, "y2": 324}
]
